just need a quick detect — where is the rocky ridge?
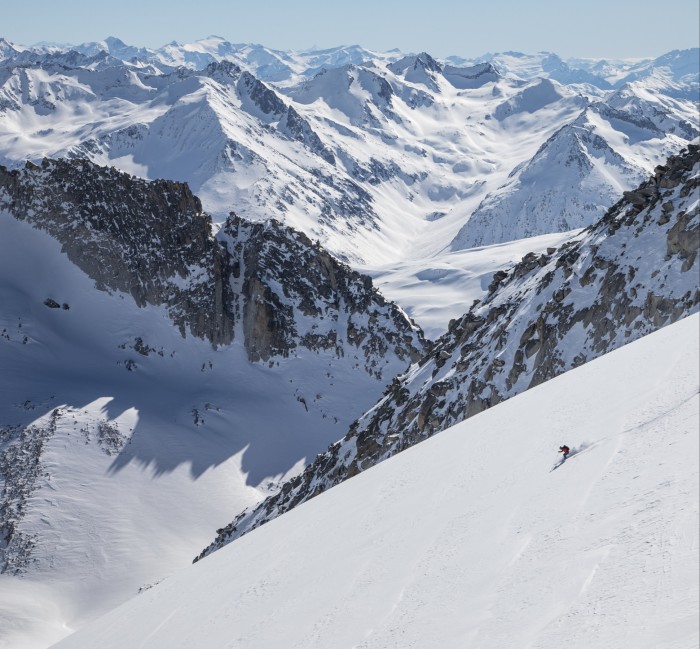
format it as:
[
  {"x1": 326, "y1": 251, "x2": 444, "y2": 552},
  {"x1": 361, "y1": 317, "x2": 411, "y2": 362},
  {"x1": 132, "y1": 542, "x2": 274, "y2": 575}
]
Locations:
[
  {"x1": 0, "y1": 158, "x2": 424, "y2": 370},
  {"x1": 0, "y1": 158, "x2": 427, "y2": 574},
  {"x1": 0, "y1": 158, "x2": 235, "y2": 346},
  {"x1": 198, "y1": 144, "x2": 700, "y2": 558},
  {"x1": 220, "y1": 216, "x2": 425, "y2": 376}
]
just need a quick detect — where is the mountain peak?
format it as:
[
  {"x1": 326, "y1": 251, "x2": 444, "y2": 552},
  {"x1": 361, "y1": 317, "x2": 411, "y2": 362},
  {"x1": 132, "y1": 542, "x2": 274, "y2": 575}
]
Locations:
[
  {"x1": 388, "y1": 52, "x2": 443, "y2": 91},
  {"x1": 104, "y1": 36, "x2": 128, "y2": 48}
]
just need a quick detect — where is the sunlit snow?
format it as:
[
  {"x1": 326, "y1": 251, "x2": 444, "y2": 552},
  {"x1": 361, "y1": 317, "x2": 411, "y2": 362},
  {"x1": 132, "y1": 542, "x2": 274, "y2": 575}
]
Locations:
[{"x1": 51, "y1": 315, "x2": 699, "y2": 649}]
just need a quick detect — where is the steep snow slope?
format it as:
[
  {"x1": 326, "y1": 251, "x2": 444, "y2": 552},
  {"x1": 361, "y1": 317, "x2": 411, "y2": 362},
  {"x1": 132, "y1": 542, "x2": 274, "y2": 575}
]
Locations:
[
  {"x1": 0, "y1": 215, "x2": 405, "y2": 649},
  {"x1": 200, "y1": 144, "x2": 699, "y2": 552},
  {"x1": 52, "y1": 314, "x2": 699, "y2": 649}
]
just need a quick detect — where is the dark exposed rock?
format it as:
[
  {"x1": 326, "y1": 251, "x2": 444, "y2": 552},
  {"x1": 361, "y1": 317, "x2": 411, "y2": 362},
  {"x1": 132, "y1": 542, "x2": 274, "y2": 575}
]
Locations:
[
  {"x1": 0, "y1": 410, "x2": 59, "y2": 574},
  {"x1": 279, "y1": 106, "x2": 336, "y2": 165},
  {"x1": 0, "y1": 158, "x2": 234, "y2": 346},
  {"x1": 0, "y1": 159, "x2": 425, "y2": 375},
  {"x1": 238, "y1": 70, "x2": 287, "y2": 116},
  {"x1": 221, "y1": 216, "x2": 425, "y2": 373}
]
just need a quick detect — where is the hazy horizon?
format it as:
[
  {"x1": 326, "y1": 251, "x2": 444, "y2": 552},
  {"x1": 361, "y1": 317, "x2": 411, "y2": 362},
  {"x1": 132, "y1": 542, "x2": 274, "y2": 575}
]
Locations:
[{"x1": 3, "y1": 0, "x2": 699, "y2": 60}]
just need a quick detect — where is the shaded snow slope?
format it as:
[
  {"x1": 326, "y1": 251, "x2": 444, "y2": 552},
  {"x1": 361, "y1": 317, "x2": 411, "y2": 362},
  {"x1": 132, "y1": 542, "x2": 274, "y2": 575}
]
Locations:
[
  {"x1": 0, "y1": 161, "x2": 424, "y2": 649},
  {"x1": 0, "y1": 214, "x2": 403, "y2": 649},
  {"x1": 52, "y1": 314, "x2": 699, "y2": 649}
]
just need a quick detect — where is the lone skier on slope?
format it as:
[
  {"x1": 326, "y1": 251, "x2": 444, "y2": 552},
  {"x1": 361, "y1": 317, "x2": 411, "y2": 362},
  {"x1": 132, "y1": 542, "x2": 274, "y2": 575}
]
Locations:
[{"x1": 559, "y1": 445, "x2": 570, "y2": 460}]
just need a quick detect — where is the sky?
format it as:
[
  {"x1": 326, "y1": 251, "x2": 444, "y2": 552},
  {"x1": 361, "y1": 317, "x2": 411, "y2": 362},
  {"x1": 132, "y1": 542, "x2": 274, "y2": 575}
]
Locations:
[{"x1": 2, "y1": 0, "x2": 700, "y2": 59}]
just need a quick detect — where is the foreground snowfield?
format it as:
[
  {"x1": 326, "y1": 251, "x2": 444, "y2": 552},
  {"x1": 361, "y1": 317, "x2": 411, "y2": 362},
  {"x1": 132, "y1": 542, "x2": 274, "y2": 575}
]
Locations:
[{"x1": 52, "y1": 314, "x2": 699, "y2": 649}]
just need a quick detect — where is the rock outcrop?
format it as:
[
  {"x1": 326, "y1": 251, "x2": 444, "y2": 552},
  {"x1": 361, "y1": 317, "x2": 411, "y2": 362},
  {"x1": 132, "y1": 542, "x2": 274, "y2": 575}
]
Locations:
[
  {"x1": 0, "y1": 158, "x2": 235, "y2": 345},
  {"x1": 0, "y1": 158, "x2": 425, "y2": 370},
  {"x1": 221, "y1": 216, "x2": 425, "y2": 375},
  {"x1": 0, "y1": 158, "x2": 428, "y2": 574}
]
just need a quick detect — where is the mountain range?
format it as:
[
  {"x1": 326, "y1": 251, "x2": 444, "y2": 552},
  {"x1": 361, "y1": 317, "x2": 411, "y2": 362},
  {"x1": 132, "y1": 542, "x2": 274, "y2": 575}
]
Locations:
[
  {"x1": 0, "y1": 35, "x2": 698, "y2": 649},
  {"x1": 0, "y1": 37, "x2": 697, "y2": 274}
]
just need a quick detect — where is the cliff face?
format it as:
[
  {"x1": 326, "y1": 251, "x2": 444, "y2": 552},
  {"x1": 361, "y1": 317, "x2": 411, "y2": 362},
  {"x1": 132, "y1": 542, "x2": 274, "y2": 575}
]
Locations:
[
  {"x1": 0, "y1": 158, "x2": 235, "y2": 345},
  {"x1": 198, "y1": 144, "x2": 699, "y2": 558},
  {"x1": 0, "y1": 159, "x2": 425, "y2": 370},
  {"x1": 221, "y1": 216, "x2": 424, "y2": 377}
]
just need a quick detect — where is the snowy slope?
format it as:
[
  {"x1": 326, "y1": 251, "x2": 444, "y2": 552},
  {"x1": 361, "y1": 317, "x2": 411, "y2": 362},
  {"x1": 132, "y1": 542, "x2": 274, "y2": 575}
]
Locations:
[
  {"x1": 451, "y1": 82, "x2": 697, "y2": 249},
  {"x1": 0, "y1": 161, "x2": 424, "y2": 649},
  {"x1": 51, "y1": 313, "x2": 699, "y2": 649},
  {"x1": 365, "y1": 229, "x2": 579, "y2": 339},
  {"x1": 201, "y1": 143, "x2": 699, "y2": 552}
]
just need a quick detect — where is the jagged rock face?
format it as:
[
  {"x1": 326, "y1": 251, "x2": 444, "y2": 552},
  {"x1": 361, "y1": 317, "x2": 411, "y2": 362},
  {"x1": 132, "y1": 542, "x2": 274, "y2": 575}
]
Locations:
[
  {"x1": 0, "y1": 158, "x2": 428, "y2": 574},
  {"x1": 0, "y1": 411, "x2": 59, "y2": 573},
  {"x1": 198, "y1": 145, "x2": 700, "y2": 558},
  {"x1": 0, "y1": 158, "x2": 424, "y2": 370},
  {"x1": 278, "y1": 106, "x2": 336, "y2": 165},
  {"x1": 0, "y1": 158, "x2": 235, "y2": 346},
  {"x1": 221, "y1": 217, "x2": 425, "y2": 376}
]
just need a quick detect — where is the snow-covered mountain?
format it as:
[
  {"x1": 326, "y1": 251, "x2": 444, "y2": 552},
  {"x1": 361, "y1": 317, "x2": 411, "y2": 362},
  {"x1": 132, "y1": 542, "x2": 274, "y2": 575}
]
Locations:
[
  {"x1": 51, "y1": 313, "x2": 699, "y2": 649},
  {"x1": 200, "y1": 144, "x2": 699, "y2": 554},
  {"x1": 0, "y1": 159, "x2": 425, "y2": 647},
  {"x1": 451, "y1": 79, "x2": 698, "y2": 249},
  {"x1": 468, "y1": 48, "x2": 700, "y2": 92},
  {"x1": 0, "y1": 35, "x2": 697, "y2": 648},
  {"x1": 0, "y1": 38, "x2": 696, "y2": 269}
]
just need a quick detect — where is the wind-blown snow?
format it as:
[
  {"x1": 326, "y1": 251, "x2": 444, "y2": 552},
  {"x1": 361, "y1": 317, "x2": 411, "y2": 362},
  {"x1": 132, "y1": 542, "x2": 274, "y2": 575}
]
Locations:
[{"x1": 51, "y1": 314, "x2": 699, "y2": 649}]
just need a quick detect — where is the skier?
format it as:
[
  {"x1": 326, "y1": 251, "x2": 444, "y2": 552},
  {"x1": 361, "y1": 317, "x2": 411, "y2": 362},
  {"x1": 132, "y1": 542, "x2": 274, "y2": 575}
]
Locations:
[{"x1": 559, "y1": 444, "x2": 570, "y2": 460}]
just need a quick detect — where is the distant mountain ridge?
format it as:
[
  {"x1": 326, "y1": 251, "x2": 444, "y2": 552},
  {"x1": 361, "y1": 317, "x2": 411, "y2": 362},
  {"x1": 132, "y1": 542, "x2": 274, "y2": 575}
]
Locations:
[
  {"x1": 4, "y1": 36, "x2": 696, "y2": 89},
  {"x1": 0, "y1": 38, "x2": 696, "y2": 266}
]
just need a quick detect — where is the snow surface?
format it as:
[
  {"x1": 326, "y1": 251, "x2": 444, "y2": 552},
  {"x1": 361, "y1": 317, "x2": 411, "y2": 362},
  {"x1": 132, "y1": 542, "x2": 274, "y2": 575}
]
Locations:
[
  {"x1": 51, "y1": 314, "x2": 699, "y2": 649},
  {"x1": 0, "y1": 43, "x2": 695, "y2": 267},
  {"x1": 0, "y1": 210, "x2": 411, "y2": 648},
  {"x1": 364, "y1": 229, "x2": 578, "y2": 339}
]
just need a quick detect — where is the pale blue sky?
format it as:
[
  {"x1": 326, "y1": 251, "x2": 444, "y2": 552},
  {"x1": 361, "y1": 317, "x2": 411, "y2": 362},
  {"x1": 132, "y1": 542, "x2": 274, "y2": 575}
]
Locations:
[{"x1": 3, "y1": 0, "x2": 699, "y2": 59}]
